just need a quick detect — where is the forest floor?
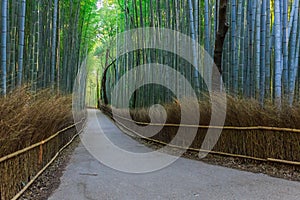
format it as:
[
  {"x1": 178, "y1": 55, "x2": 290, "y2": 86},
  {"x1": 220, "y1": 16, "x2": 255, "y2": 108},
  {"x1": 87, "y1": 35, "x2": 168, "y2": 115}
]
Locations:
[
  {"x1": 19, "y1": 133, "x2": 80, "y2": 200},
  {"x1": 136, "y1": 137, "x2": 300, "y2": 182}
]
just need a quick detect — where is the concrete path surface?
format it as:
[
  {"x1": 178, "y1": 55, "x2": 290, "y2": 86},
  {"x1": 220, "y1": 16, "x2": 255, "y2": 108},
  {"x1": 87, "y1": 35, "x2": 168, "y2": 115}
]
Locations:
[{"x1": 49, "y1": 109, "x2": 300, "y2": 200}]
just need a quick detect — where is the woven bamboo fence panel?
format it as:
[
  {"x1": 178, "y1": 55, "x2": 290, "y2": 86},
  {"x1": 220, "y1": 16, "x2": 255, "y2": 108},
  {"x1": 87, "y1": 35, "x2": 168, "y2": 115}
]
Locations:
[
  {"x1": 101, "y1": 106, "x2": 300, "y2": 165},
  {"x1": 0, "y1": 120, "x2": 84, "y2": 200}
]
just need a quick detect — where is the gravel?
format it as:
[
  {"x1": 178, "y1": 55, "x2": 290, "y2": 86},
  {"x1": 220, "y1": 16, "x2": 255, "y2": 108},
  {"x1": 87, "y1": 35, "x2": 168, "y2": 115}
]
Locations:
[
  {"x1": 135, "y1": 138, "x2": 300, "y2": 182},
  {"x1": 19, "y1": 135, "x2": 81, "y2": 200}
]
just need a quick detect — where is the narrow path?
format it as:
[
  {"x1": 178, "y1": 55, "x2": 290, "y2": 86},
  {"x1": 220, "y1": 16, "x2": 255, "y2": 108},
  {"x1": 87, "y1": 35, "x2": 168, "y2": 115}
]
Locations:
[{"x1": 49, "y1": 109, "x2": 300, "y2": 200}]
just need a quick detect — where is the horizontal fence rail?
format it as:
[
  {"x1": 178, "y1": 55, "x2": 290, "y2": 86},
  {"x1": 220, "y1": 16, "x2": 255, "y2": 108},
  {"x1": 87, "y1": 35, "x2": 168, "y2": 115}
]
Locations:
[
  {"x1": 104, "y1": 107, "x2": 300, "y2": 133},
  {"x1": 0, "y1": 118, "x2": 86, "y2": 200},
  {"x1": 101, "y1": 105, "x2": 300, "y2": 166}
]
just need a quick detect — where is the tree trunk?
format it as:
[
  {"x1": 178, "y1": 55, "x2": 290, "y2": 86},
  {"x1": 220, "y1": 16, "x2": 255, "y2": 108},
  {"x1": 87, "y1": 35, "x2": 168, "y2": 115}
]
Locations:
[
  {"x1": 51, "y1": 0, "x2": 58, "y2": 90},
  {"x1": 213, "y1": 0, "x2": 228, "y2": 74},
  {"x1": 17, "y1": 0, "x2": 26, "y2": 86},
  {"x1": 1, "y1": 0, "x2": 8, "y2": 95},
  {"x1": 274, "y1": 0, "x2": 282, "y2": 108}
]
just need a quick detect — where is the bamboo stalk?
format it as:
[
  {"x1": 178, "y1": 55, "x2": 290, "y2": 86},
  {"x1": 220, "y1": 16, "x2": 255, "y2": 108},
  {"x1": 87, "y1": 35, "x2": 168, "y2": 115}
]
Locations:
[{"x1": 267, "y1": 158, "x2": 300, "y2": 166}]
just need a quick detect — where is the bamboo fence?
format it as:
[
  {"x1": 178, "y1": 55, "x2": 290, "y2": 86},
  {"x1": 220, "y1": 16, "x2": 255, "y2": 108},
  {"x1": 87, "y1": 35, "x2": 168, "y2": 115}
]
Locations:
[
  {"x1": 101, "y1": 106, "x2": 300, "y2": 166},
  {"x1": 0, "y1": 119, "x2": 85, "y2": 200}
]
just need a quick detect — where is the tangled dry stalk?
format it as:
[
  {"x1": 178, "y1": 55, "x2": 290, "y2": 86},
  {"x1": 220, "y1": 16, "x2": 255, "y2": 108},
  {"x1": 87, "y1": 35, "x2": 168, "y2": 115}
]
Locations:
[
  {"x1": 118, "y1": 95, "x2": 300, "y2": 129},
  {"x1": 0, "y1": 87, "x2": 73, "y2": 157},
  {"x1": 101, "y1": 95, "x2": 300, "y2": 162}
]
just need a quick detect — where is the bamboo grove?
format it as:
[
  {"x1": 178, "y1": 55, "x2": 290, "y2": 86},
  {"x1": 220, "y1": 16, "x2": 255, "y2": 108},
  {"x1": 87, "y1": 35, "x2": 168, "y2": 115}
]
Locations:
[
  {"x1": 0, "y1": 0, "x2": 99, "y2": 95},
  {"x1": 99, "y1": 0, "x2": 300, "y2": 108}
]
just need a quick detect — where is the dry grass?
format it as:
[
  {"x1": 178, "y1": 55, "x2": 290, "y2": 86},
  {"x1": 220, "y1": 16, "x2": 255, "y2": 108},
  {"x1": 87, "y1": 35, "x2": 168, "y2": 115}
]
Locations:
[
  {"x1": 0, "y1": 87, "x2": 73, "y2": 157},
  {"x1": 101, "y1": 95, "x2": 300, "y2": 162},
  {"x1": 112, "y1": 95, "x2": 300, "y2": 128}
]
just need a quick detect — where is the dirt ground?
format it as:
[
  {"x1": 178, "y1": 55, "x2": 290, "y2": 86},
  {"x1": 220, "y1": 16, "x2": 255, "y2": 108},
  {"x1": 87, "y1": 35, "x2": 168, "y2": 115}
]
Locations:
[
  {"x1": 19, "y1": 136, "x2": 81, "y2": 200},
  {"x1": 136, "y1": 137, "x2": 300, "y2": 182}
]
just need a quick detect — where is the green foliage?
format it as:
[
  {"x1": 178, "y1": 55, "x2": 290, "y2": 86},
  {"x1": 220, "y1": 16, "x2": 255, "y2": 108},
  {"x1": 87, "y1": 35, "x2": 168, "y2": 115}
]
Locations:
[
  {"x1": 0, "y1": 0, "x2": 102, "y2": 94},
  {"x1": 99, "y1": 0, "x2": 300, "y2": 109},
  {"x1": 93, "y1": 0, "x2": 124, "y2": 55},
  {"x1": 85, "y1": 0, "x2": 125, "y2": 105}
]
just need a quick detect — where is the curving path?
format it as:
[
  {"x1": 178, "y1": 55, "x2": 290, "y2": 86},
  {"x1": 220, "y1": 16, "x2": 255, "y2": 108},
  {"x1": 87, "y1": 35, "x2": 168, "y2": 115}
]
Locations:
[{"x1": 49, "y1": 109, "x2": 300, "y2": 200}]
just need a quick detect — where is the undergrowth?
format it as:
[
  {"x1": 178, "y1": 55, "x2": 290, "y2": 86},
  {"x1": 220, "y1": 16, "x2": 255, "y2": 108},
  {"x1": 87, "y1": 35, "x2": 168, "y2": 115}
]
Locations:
[
  {"x1": 0, "y1": 88, "x2": 73, "y2": 157},
  {"x1": 115, "y1": 95, "x2": 300, "y2": 129},
  {"x1": 101, "y1": 95, "x2": 300, "y2": 161}
]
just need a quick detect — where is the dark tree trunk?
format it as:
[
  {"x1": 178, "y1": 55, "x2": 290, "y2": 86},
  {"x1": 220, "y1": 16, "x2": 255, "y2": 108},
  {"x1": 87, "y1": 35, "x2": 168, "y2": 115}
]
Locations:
[
  {"x1": 101, "y1": 55, "x2": 116, "y2": 105},
  {"x1": 214, "y1": 0, "x2": 229, "y2": 74}
]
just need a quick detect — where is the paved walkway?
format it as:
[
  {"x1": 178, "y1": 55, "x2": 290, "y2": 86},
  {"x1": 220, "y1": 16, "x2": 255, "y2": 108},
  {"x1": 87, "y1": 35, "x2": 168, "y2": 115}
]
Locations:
[{"x1": 49, "y1": 109, "x2": 300, "y2": 200}]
